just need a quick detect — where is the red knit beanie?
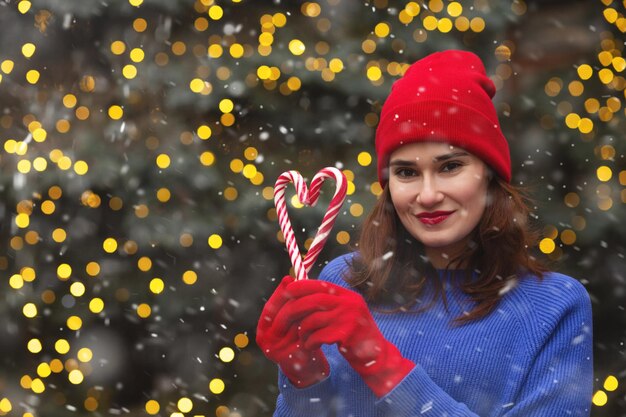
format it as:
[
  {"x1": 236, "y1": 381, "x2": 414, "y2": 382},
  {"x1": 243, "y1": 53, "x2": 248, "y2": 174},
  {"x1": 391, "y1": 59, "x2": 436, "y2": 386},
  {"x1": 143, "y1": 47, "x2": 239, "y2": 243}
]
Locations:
[{"x1": 375, "y1": 50, "x2": 511, "y2": 186}]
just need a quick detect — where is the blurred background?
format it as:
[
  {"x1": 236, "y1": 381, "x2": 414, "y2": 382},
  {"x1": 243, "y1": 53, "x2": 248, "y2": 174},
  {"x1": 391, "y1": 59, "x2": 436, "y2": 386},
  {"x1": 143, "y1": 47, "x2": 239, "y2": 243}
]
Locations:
[{"x1": 0, "y1": 0, "x2": 624, "y2": 416}]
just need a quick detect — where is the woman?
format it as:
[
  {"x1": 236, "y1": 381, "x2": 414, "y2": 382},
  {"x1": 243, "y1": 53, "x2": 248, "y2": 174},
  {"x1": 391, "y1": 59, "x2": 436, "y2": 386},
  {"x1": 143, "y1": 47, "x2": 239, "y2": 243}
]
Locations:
[{"x1": 256, "y1": 50, "x2": 593, "y2": 416}]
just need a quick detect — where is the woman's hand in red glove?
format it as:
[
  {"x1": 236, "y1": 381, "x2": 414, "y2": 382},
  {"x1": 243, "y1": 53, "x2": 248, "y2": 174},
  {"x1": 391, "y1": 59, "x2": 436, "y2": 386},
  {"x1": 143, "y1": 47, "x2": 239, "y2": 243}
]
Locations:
[
  {"x1": 256, "y1": 276, "x2": 330, "y2": 388},
  {"x1": 277, "y1": 279, "x2": 415, "y2": 398}
]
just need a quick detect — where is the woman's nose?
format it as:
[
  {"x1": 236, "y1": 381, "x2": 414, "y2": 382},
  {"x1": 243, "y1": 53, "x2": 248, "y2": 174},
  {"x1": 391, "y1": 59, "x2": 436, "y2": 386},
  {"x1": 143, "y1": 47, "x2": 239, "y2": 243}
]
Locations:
[{"x1": 416, "y1": 176, "x2": 444, "y2": 207}]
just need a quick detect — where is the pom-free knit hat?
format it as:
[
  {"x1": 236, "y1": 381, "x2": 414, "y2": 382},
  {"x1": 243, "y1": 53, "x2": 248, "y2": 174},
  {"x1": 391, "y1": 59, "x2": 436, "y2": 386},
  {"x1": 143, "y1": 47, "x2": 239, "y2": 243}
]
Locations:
[{"x1": 375, "y1": 50, "x2": 511, "y2": 186}]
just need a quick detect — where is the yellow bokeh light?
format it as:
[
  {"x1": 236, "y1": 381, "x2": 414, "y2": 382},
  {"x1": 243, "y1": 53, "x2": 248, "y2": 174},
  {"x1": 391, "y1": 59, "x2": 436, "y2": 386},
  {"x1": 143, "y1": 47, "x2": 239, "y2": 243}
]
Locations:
[
  {"x1": 150, "y1": 278, "x2": 165, "y2": 294},
  {"x1": 89, "y1": 298, "x2": 104, "y2": 313},
  {"x1": 0, "y1": 398, "x2": 11, "y2": 413},
  {"x1": 598, "y1": 68, "x2": 614, "y2": 84},
  {"x1": 10, "y1": 274, "x2": 24, "y2": 289},
  {"x1": 367, "y1": 66, "x2": 382, "y2": 81},
  {"x1": 229, "y1": 43, "x2": 244, "y2": 58},
  {"x1": 219, "y1": 98, "x2": 234, "y2": 113},
  {"x1": 57, "y1": 263, "x2": 72, "y2": 280},
  {"x1": 234, "y1": 333, "x2": 249, "y2": 348},
  {"x1": 361, "y1": 39, "x2": 376, "y2": 54},
  {"x1": 30, "y1": 378, "x2": 45, "y2": 393},
  {"x1": 539, "y1": 238, "x2": 555, "y2": 254},
  {"x1": 257, "y1": 65, "x2": 271, "y2": 79},
  {"x1": 103, "y1": 237, "x2": 118, "y2": 253},
  {"x1": 208, "y1": 234, "x2": 223, "y2": 249},
  {"x1": 230, "y1": 158, "x2": 244, "y2": 173},
  {"x1": 145, "y1": 400, "x2": 160, "y2": 415},
  {"x1": 565, "y1": 113, "x2": 580, "y2": 129},
  {"x1": 447, "y1": 2, "x2": 462, "y2": 17},
  {"x1": 597, "y1": 166, "x2": 612, "y2": 181},
  {"x1": 208, "y1": 44, "x2": 223, "y2": 58},
  {"x1": 70, "y1": 282, "x2": 86, "y2": 297},
  {"x1": 15, "y1": 212, "x2": 30, "y2": 228},
  {"x1": 67, "y1": 315, "x2": 83, "y2": 330},
  {"x1": 41, "y1": 200, "x2": 56, "y2": 214},
  {"x1": 219, "y1": 347, "x2": 235, "y2": 362},
  {"x1": 336, "y1": 231, "x2": 350, "y2": 244},
  {"x1": 75, "y1": 106, "x2": 90, "y2": 120},
  {"x1": 470, "y1": 17, "x2": 485, "y2": 32},
  {"x1": 62, "y1": 94, "x2": 77, "y2": 108},
  {"x1": 577, "y1": 64, "x2": 593, "y2": 80},
  {"x1": 111, "y1": 40, "x2": 126, "y2": 55},
  {"x1": 68, "y1": 369, "x2": 84, "y2": 384},
  {"x1": 137, "y1": 303, "x2": 152, "y2": 318},
  {"x1": 17, "y1": 159, "x2": 31, "y2": 173},
  {"x1": 604, "y1": 375, "x2": 618, "y2": 391},
  {"x1": 1, "y1": 60, "x2": 15, "y2": 74},
  {"x1": 50, "y1": 359, "x2": 63, "y2": 372},
  {"x1": 23, "y1": 303, "x2": 37, "y2": 318},
  {"x1": 242, "y1": 164, "x2": 257, "y2": 179},
  {"x1": 350, "y1": 203, "x2": 364, "y2": 217},
  {"x1": 156, "y1": 153, "x2": 171, "y2": 169},
  {"x1": 157, "y1": 188, "x2": 171, "y2": 202},
  {"x1": 74, "y1": 160, "x2": 89, "y2": 175},
  {"x1": 26, "y1": 69, "x2": 40, "y2": 84},
  {"x1": 20, "y1": 375, "x2": 33, "y2": 389},
  {"x1": 177, "y1": 397, "x2": 193, "y2": 413},
  {"x1": 27, "y1": 338, "x2": 42, "y2": 353},
  {"x1": 37, "y1": 362, "x2": 51, "y2": 377},
  {"x1": 133, "y1": 17, "x2": 147, "y2": 32},
  {"x1": 108, "y1": 105, "x2": 123, "y2": 120},
  {"x1": 208, "y1": 5, "x2": 223, "y2": 19},
  {"x1": 138, "y1": 256, "x2": 152, "y2": 271},
  {"x1": 86, "y1": 261, "x2": 101, "y2": 276},
  {"x1": 57, "y1": 156, "x2": 73, "y2": 171},
  {"x1": 197, "y1": 125, "x2": 212, "y2": 140},
  {"x1": 130, "y1": 47, "x2": 145, "y2": 62},
  {"x1": 209, "y1": 378, "x2": 225, "y2": 394},
  {"x1": 18, "y1": 0, "x2": 32, "y2": 13},
  {"x1": 578, "y1": 118, "x2": 593, "y2": 134},
  {"x1": 374, "y1": 22, "x2": 390, "y2": 37},
  {"x1": 357, "y1": 151, "x2": 372, "y2": 166},
  {"x1": 33, "y1": 157, "x2": 48, "y2": 171},
  {"x1": 122, "y1": 64, "x2": 137, "y2": 79},
  {"x1": 182, "y1": 270, "x2": 198, "y2": 285},
  {"x1": 77, "y1": 347, "x2": 93, "y2": 362},
  {"x1": 423, "y1": 15, "x2": 438, "y2": 31},
  {"x1": 592, "y1": 390, "x2": 607, "y2": 406},
  {"x1": 438, "y1": 18, "x2": 453, "y2": 33},
  {"x1": 289, "y1": 39, "x2": 306, "y2": 56},
  {"x1": 200, "y1": 151, "x2": 215, "y2": 166}
]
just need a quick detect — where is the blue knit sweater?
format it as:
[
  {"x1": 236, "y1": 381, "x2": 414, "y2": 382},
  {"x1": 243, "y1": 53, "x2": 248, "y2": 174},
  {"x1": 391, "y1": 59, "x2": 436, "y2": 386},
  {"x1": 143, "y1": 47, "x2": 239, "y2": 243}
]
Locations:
[{"x1": 273, "y1": 252, "x2": 593, "y2": 416}]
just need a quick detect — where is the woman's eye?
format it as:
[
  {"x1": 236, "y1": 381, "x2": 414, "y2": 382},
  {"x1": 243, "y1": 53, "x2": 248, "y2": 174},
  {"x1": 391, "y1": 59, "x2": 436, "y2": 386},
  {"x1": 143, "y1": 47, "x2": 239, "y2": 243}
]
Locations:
[
  {"x1": 395, "y1": 168, "x2": 416, "y2": 177},
  {"x1": 442, "y1": 161, "x2": 463, "y2": 172}
]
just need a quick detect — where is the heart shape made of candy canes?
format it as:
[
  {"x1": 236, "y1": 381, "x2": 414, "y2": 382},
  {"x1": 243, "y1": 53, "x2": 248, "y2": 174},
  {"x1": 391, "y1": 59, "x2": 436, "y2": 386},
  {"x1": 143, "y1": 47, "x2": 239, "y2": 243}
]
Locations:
[{"x1": 274, "y1": 167, "x2": 347, "y2": 281}]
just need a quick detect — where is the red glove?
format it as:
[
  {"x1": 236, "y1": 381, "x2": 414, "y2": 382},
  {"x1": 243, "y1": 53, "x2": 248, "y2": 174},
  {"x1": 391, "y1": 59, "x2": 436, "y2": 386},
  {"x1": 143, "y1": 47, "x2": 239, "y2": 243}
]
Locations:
[
  {"x1": 276, "y1": 279, "x2": 415, "y2": 398},
  {"x1": 256, "y1": 276, "x2": 330, "y2": 388}
]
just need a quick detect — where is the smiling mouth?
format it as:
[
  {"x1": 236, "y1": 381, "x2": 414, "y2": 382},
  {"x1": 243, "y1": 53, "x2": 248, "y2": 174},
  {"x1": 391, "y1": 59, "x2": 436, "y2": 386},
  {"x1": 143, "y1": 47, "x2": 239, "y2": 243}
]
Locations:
[{"x1": 416, "y1": 211, "x2": 454, "y2": 225}]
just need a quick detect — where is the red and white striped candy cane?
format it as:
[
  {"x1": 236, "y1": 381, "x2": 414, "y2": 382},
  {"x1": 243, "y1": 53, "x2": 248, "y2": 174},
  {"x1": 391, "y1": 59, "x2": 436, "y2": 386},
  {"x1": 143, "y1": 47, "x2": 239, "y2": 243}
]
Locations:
[{"x1": 274, "y1": 167, "x2": 347, "y2": 280}]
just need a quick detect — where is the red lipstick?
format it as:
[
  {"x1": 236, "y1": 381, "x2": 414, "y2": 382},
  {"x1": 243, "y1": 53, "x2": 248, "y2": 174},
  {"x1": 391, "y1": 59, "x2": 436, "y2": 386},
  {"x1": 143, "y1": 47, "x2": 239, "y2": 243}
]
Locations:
[{"x1": 416, "y1": 211, "x2": 455, "y2": 225}]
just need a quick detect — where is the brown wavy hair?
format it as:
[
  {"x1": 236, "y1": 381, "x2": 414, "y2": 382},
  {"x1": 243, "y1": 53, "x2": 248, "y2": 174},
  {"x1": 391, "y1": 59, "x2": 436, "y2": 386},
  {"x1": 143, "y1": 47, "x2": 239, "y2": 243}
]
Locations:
[{"x1": 346, "y1": 173, "x2": 551, "y2": 325}]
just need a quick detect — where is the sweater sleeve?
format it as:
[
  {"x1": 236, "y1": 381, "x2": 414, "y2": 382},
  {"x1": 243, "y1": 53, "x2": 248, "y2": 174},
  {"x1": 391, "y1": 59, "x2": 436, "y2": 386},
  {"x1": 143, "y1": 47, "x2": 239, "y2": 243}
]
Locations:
[
  {"x1": 501, "y1": 276, "x2": 593, "y2": 417},
  {"x1": 273, "y1": 370, "x2": 333, "y2": 417},
  {"x1": 375, "y1": 274, "x2": 593, "y2": 417}
]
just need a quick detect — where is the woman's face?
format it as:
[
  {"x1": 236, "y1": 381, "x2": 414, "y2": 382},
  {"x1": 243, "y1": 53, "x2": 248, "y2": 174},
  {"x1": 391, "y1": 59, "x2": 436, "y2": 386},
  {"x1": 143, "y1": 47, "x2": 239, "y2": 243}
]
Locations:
[{"x1": 388, "y1": 141, "x2": 490, "y2": 266}]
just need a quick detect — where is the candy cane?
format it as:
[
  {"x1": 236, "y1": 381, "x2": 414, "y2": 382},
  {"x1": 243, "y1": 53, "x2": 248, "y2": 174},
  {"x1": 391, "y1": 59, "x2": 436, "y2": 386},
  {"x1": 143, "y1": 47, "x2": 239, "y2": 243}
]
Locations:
[{"x1": 274, "y1": 167, "x2": 347, "y2": 280}]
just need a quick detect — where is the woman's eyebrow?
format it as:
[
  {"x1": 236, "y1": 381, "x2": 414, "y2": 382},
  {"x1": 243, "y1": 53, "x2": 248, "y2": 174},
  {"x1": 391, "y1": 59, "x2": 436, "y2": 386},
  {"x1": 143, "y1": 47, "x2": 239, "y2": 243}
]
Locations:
[
  {"x1": 389, "y1": 159, "x2": 416, "y2": 167},
  {"x1": 389, "y1": 151, "x2": 469, "y2": 167},
  {"x1": 433, "y1": 151, "x2": 469, "y2": 162}
]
